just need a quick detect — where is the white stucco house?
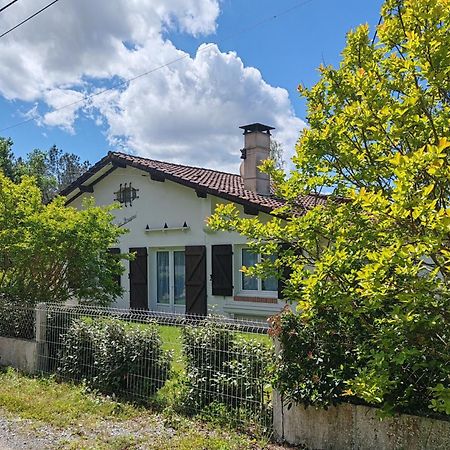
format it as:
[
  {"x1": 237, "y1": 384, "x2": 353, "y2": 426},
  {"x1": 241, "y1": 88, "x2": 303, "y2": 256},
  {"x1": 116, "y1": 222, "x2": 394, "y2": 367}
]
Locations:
[{"x1": 61, "y1": 123, "x2": 325, "y2": 320}]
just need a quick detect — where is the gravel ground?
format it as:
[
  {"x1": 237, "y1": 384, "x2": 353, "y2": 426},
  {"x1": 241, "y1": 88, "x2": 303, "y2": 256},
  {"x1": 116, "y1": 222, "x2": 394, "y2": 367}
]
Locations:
[
  {"x1": 0, "y1": 412, "x2": 175, "y2": 450},
  {"x1": 0, "y1": 416, "x2": 58, "y2": 449},
  {"x1": 0, "y1": 411, "x2": 297, "y2": 450}
]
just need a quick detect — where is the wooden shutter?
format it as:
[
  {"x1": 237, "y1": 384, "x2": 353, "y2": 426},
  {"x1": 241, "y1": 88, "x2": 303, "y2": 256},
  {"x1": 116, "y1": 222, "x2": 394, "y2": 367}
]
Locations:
[
  {"x1": 212, "y1": 245, "x2": 233, "y2": 296},
  {"x1": 185, "y1": 245, "x2": 207, "y2": 316},
  {"x1": 129, "y1": 247, "x2": 148, "y2": 310},
  {"x1": 108, "y1": 248, "x2": 121, "y2": 287},
  {"x1": 278, "y1": 243, "x2": 292, "y2": 301}
]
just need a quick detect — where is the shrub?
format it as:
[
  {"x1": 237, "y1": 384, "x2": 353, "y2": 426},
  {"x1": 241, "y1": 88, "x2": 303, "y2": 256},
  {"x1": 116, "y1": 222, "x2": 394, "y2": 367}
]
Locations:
[
  {"x1": 270, "y1": 310, "x2": 359, "y2": 408},
  {"x1": 180, "y1": 321, "x2": 272, "y2": 417},
  {"x1": 271, "y1": 309, "x2": 450, "y2": 417},
  {"x1": 57, "y1": 318, "x2": 172, "y2": 401},
  {"x1": 0, "y1": 298, "x2": 35, "y2": 340}
]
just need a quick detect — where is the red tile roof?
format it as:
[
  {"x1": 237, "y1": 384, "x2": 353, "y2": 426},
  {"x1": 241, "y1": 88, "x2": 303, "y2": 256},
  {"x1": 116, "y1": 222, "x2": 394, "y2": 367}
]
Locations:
[{"x1": 62, "y1": 151, "x2": 329, "y2": 213}]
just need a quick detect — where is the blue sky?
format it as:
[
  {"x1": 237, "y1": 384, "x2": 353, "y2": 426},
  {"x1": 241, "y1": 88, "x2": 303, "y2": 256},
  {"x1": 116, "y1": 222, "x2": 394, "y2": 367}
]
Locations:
[{"x1": 0, "y1": 0, "x2": 383, "y2": 171}]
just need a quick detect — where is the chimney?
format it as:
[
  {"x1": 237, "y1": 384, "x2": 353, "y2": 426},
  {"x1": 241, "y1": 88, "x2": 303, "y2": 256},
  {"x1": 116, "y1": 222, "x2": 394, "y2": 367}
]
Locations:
[{"x1": 239, "y1": 123, "x2": 274, "y2": 196}]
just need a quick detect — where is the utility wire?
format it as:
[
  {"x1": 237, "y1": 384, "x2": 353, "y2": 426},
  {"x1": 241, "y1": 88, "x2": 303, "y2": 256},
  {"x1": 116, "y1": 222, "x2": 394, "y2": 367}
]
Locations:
[
  {"x1": 0, "y1": 0, "x2": 316, "y2": 133},
  {"x1": 371, "y1": 15, "x2": 383, "y2": 46},
  {"x1": 0, "y1": 0, "x2": 60, "y2": 39},
  {"x1": 0, "y1": 0, "x2": 20, "y2": 14}
]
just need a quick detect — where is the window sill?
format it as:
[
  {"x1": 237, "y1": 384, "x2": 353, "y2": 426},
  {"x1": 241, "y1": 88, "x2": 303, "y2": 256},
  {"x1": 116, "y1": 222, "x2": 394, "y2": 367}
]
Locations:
[{"x1": 233, "y1": 295, "x2": 278, "y2": 304}]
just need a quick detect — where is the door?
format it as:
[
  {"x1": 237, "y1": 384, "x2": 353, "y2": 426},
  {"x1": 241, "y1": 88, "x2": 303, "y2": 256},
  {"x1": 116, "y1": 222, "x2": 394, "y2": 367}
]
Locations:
[
  {"x1": 129, "y1": 247, "x2": 148, "y2": 310},
  {"x1": 185, "y1": 245, "x2": 207, "y2": 316},
  {"x1": 154, "y1": 249, "x2": 186, "y2": 313}
]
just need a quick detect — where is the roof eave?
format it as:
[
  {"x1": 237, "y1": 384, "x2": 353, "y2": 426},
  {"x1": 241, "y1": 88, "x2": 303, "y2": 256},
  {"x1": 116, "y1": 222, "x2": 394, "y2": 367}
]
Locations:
[{"x1": 61, "y1": 153, "x2": 276, "y2": 214}]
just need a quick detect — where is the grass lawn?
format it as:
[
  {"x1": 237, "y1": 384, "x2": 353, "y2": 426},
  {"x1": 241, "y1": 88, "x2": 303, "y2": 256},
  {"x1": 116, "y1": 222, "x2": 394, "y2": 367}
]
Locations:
[
  {"x1": 159, "y1": 325, "x2": 185, "y2": 372},
  {"x1": 0, "y1": 368, "x2": 273, "y2": 449},
  {"x1": 158, "y1": 324, "x2": 271, "y2": 373}
]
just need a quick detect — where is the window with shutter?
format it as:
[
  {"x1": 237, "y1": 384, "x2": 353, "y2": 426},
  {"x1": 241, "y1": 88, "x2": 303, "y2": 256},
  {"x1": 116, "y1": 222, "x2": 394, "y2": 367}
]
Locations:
[{"x1": 212, "y1": 245, "x2": 233, "y2": 296}]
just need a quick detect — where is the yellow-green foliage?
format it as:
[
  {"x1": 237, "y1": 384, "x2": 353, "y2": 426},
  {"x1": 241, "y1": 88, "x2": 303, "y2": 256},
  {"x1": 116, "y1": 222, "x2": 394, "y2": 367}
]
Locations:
[
  {"x1": 210, "y1": 0, "x2": 450, "y2": 416},
  {"x1": 0, "y1": 173, "x2": 126, "y2": 305}
]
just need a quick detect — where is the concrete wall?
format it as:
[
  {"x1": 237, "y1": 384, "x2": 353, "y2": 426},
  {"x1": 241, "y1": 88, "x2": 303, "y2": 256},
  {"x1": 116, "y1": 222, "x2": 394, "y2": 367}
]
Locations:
[
  {"x1": 273, "y1": 392, "x2": 450, "y2": 450},
  {"x1": 0, "y1": 337, "x2": 38, "y2": 374}
]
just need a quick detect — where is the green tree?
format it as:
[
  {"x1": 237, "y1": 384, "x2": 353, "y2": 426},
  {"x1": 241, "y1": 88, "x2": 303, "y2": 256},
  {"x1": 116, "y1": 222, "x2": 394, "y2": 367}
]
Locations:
[
  {"x1": 0, "y1": 137, "x2": 18, "y2": 181},
  {"x1": 269, "y1": 139, "x2": 285, "y2": 170},
  {"x1": 0, "y1": 138, "x2": 89, "y2": 202},
  {"x1": 0, "y1": 173, "x2": 126, "y2": 306},
  {"x1": 209, "y1": 0, "x2": 450, "y2": 415},
  {"x1": 17, "y1": 149, "x2": 57, "y2": 203},
  {"x1": 48, "y1": 145, "x2": 90, "y2": 191}
]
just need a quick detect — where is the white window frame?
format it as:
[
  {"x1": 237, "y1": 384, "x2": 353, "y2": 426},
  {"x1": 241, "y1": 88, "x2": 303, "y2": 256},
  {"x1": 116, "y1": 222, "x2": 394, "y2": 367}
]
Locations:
[
  {"x1": 150, "y1": 247, "x2": 186, "y2": 312},
  {"x1": 235, "y1": 245, "x2": 277, "y2": 297}
]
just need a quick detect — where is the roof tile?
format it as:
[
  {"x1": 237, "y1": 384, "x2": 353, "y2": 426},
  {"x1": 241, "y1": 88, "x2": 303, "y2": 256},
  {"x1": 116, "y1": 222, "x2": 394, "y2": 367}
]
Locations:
[{"x1": 62, "y1": 151, "x2": 330, "y2": 213}]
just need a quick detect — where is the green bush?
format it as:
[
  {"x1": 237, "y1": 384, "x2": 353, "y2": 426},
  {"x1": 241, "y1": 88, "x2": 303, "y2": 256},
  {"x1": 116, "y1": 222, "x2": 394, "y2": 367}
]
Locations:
[
  {"x1": 271, "y1": 309, "x2": 450, "y2": 418},
  {"x1": 270, "y1": 310, "x2": 360, "y2": 408},
  {"x1": 0, "y1": 298, "x2": 34, "y2": 340},
  {"x1": 180, "y1": 322, "x2": 272, "y2": 416},
  {"x1": 57, "y1": 318, "x2": 172, "y2": 401}
]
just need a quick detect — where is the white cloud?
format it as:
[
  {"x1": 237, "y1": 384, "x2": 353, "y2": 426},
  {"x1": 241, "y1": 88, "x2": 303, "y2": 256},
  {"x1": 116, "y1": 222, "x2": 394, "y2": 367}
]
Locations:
[
  {"x1": 42, "y1": 89, "x2": 85, "y2": 133},
  {"x1": 0, "y1": 0, "x2": 304, "y2": 172}
]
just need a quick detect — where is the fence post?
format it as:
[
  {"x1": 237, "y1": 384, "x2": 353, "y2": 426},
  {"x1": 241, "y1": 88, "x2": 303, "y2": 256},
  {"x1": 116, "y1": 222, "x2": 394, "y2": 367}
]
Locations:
[
  {"x1": 35, "y1": 302, "x2": 48, "y2": 372},
  {"x1": 272, "y1": 337, "x2": 285, "y2": 442}
]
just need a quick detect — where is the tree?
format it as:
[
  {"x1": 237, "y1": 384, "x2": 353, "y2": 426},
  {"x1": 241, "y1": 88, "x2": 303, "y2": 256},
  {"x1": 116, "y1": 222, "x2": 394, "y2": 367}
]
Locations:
[
  {"x1": 17, "y1": 149, "x2": 58, "y2": 203},
  {"x1": 0, "y1": 137, "x2": 18, "y2": 181},
  {"x1": 48, "y1": 145, "x2": 90, "y2": 191},
  {"x1": 0, "y1": 138, "x2": 89, "y2": 202},
  {"x1": 269, "y1": 139, "x2": 285, "y2": 170},
  {"x1": 209, "y1": 0, "x2": 450, "y2": 416},
  {"x1": 0, "y1": 173, "x2": 126, "y2": 306}
]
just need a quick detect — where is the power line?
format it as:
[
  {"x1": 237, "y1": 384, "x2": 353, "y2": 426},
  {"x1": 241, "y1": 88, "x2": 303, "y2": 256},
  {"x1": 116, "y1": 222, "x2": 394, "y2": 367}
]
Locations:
[
  {"x1": 0, "y1": 0, "x2": 61, "y2": 39},
  {"x1": 371, "y1": 15, "x2": 383, "y2": 46},
  {"x1": 0, "y1": 0, "x2": 20, "y2": 14},
  {"x1": 0, "y1": 0, "x2": 316, "y2": 133}
]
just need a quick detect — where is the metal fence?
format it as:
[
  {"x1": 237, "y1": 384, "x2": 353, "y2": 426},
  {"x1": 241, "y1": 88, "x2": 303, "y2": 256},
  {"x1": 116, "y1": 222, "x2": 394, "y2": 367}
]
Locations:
[{"x1": 0, "y1": 302, "x2": 273, "y2": 432}]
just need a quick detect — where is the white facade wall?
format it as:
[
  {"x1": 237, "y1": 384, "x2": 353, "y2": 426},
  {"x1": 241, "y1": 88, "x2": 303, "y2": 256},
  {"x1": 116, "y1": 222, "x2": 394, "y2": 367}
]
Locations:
[{"x1": 70, "y1": 165, "x2": 285, "y2": 319}]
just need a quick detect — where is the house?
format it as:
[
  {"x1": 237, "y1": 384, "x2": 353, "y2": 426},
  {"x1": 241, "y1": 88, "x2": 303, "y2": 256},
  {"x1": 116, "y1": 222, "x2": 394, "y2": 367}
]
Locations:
[{"x1": 61, "y1": 123, "x2": 324, "y2": 320}]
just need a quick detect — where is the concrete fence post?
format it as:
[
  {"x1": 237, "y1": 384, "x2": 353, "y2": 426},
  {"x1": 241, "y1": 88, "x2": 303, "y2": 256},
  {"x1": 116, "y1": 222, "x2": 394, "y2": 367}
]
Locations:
[
  {"x1": 272, "y1": 337, "x2": 285, "y2": 442},
  {"x1": 35, "y1": 302, "x2": 48, "y2": 372}
]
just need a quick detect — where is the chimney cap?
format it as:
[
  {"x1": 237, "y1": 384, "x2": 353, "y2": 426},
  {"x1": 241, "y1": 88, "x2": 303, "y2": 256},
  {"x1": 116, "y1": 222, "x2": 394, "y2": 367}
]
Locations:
[{"x1": 239, "y1": 123, "x2": 275, "y2": 135}]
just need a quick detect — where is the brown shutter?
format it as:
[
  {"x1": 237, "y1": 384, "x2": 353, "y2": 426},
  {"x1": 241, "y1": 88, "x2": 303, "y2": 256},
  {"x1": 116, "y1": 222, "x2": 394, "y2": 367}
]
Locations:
[
  {"x1": 278, "y1": 243, "x2": 292, "y2": 301},
  {"x1": 185, "y1": 245, "x2": 207, "y2": 316},
  {"x1": 129, "y1": 247, "x2": 148, "y2": 310},
  {"x1": 212, "y1": 245, "x2": 233, "y2": 296},
  {"x1": 108, "y1": 248, "x2": 121, "y2": 287}
]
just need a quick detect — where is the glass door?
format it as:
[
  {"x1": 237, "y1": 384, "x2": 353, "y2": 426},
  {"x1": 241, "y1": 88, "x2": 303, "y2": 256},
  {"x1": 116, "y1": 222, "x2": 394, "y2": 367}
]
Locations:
[{"x1": 154, "y1": 249, "x2": 185, "y2": 313}]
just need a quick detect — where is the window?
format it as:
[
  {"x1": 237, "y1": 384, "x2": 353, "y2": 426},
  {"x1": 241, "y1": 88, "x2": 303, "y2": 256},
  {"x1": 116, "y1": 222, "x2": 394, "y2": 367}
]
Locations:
[
  {"x1": 156, "y1": 251, "x2": 170, "y2": 304},
  {"x1": 114, "y1": 183, "x2": 139, "y2": 207},
  {"x1": 241, "y1": 249, "x2": 277, "y2": 292},
  {"x1": 174, "y1": 251, "x2": 186, "y2": 305},
  {"x1": 156, "y1": 250, "x2": 185, "y2": 306}
]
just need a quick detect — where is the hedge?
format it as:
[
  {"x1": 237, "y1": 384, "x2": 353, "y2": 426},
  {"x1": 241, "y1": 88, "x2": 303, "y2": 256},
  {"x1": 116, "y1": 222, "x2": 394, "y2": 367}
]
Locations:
[
  {"x1": 57, "y1": 318, "x2": 172, "y2": 401},
  {"x1": 180, "y1": 321, "x2": 272, "y2": 416}
]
